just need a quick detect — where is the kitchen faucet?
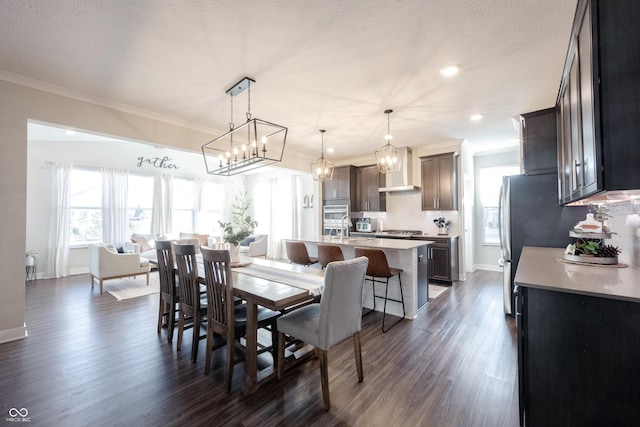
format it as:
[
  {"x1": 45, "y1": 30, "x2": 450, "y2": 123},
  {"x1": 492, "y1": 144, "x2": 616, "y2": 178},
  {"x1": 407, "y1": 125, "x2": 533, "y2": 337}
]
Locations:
[{"x1": 341, "y1": 214, "x2": 351, "y2": 238}]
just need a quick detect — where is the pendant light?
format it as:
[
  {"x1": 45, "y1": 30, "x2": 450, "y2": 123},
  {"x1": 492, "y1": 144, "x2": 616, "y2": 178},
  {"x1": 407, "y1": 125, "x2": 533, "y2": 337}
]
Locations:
[
  {"x1": 202, "y1": 76, "x2": 287, "y2": 176},
  {"x1": 375, "y1": 109, "x2": 400, "y2": 173},
  {"x1": 310, "y1": 129, "x2": 334, "y2": 181}
]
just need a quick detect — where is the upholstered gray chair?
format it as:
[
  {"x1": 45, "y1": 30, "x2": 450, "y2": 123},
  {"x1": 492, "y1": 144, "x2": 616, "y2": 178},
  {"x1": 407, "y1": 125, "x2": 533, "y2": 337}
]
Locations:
[{"x1": 276, "y1": 256, "x2": 369, "y2": 410}]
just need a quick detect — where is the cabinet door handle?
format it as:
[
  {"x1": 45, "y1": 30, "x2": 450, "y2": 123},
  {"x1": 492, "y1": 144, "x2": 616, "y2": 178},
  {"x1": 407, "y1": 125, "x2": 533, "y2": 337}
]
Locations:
[
  {"x1": 433, "y1": 198, "x2": 437, "y2": 208},
  {"x1": 574, "y1": 159, "x2": 582, "y2": 188}
]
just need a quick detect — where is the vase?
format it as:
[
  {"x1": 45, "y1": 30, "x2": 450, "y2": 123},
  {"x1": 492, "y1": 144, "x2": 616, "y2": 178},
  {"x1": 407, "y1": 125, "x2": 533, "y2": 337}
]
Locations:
[
  {"x1": 438, "y1": 227, "x2": 448, "y2": 235},
  {"x1": 25, "y1": 255, "x2": 35, "y2": 266},
  {"x1": 229, "y1": 243, "x2": 241, "y2": 264}
]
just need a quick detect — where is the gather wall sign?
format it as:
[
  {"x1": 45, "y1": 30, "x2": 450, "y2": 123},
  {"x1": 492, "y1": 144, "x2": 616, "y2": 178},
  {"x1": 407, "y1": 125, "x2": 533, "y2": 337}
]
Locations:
[{"x1": 136, "y1": 156, "x2": 180, "y2": 170}]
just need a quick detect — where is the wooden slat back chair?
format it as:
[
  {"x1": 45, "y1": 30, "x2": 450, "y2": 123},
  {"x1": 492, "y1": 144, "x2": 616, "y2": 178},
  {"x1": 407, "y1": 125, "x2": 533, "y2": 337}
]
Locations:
[
  {"x1": 285, "y1": 241, "x2": 319, "y2": 266},
  {"x1": 276, "y1": 257, "x2": 369, "y2": 410},
  {"x1": 156, "y1": 240, "x2": 179, "y2": 343},
  {"x1": 201, "y1": 247, "x2": 281, "y2": 393},
  {"x1": 353, "y1": 247, "x2": 405, "y2": 333},
  {"x1": 174, "y1": 243, "x2": 207, "y2": 363},
  {"x1": 317, "y1": 244, "x2": 345, "y2": 269}
]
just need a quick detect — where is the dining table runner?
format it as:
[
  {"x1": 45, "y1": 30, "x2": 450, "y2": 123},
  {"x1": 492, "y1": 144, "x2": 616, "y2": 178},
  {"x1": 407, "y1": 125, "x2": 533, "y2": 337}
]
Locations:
[{"x1": 233, "y1": 264, "x2": 324, "y2": 296}]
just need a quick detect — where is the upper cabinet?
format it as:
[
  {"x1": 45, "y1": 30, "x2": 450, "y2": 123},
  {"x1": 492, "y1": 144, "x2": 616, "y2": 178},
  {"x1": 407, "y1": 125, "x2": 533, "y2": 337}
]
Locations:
[
  {"x1": 521, "y1": 108, "x2": 557, "y2": 175},
  {"x1": 356, "y1": 165, "x2": 386, "y2": 212},
  {"x1": 557, "y1": 0, "x2": 640, "y2": 204},
  {"x1": 420, "y1": 152, "x2": 458, "y2": 211},
  {"x1": 322, "y1": 165, "x2": 357, "y2": 208}
]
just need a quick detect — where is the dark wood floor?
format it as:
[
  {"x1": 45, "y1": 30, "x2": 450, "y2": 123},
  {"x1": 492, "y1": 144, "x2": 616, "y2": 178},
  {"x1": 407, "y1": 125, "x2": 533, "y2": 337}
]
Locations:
[{"x1": 0, "y1": 270, "x2": 518, "y2": 427}]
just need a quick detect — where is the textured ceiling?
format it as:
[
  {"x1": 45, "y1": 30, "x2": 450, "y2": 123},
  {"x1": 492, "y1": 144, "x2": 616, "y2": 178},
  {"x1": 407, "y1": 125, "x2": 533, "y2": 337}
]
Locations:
[{"x1": 1, "y1": 0, "x2": 577, "y2": 160}]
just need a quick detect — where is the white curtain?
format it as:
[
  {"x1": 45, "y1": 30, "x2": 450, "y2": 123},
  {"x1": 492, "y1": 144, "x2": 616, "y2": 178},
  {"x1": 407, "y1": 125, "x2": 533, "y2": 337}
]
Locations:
[
  {"x1": 252, "y1": 177, "x2": 296, "y2": 260},
  {"x1": 151, "y1": 174, "x2": 173, "y2": 235},
  {"x1": 45, "y1": 162, "x2": 72, "y2": 278},
  {"x1": 101, "y1": 167, "x2": 129, "y2": 244},
  {"x1": 194, "y1": 178, "x2": 204, "y2": 232}
]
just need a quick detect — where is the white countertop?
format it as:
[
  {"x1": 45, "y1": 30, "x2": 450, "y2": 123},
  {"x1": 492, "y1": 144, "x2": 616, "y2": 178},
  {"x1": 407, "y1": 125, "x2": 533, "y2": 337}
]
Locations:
[
  {"x1": 514, "y1": 246, "x2": 640, "y2": 303},
  {"x1": 292, "y1": 236, "x2": 432, "y2": 250}
]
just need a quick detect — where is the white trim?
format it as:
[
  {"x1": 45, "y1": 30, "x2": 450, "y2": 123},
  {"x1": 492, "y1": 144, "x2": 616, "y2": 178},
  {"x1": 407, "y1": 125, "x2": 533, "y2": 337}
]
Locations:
[
  {"x1": 0, "y1": 323, "x2": 28, "y2": 344},
  {"x1": 474, "y1": 263, "x2": 502, "y2": 272}
]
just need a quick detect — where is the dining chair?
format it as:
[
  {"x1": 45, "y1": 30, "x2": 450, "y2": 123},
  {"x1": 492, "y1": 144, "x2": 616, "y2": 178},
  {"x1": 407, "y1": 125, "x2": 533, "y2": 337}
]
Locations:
[
  {"x1": 276, "y1": 256, "x2": 369, "y2": 410},
  {"x1": 317, "y1": 244, "x2": 344, "y2": 269},
  {"x1": 201, "y1": 247, "x2": 281, "y2": 393},
  {"x1": 354, "y1": 247, "x2": 405, "y2": 333},
  {"x1": 285, "y1": 241, "x2": 319, "y2": 266},
  {"x1": 174, "y1": 243, "x2": 208, "y2": 363},
  {"x1": 156, "y1": 240, "x2": 179, "y2": 343}
]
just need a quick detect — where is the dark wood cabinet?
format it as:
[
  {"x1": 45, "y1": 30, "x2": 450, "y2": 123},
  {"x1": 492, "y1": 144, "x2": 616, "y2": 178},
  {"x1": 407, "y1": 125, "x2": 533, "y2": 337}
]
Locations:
[
  {"x1": 414, "y1": 236, "x2": 458, "y2": 284},
  {"x1": 557, "y1": 0, "x2": 640, "y2": 204},
  {"x1": 420, "y1": 153, "x2": 458, "y2": 211},
  {"x1": 517, "y1": 286, "x2": 640, "y2": 426},
  {"x1": 356, "y1": 165, "x2": 386, "y2": 212},
  {"x1": 323, "y1": 165, "x2": 357, "y2": 209},
  {"x1": 520, "y1": 108, "x2": 557, "y2": 175}
]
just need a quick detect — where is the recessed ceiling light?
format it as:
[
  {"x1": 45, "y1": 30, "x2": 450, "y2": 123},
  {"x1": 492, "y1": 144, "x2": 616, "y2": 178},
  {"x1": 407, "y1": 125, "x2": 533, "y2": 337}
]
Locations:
[
  {"x1": 326, "y1": 147, "x2": 334, "y2": 153},
  {"x1": 440, "y1": 65, "x2": 459, "y2": 77},
  {"x1": 470, "y1": 114, "x2": 483, "y2": 122},
  {"x1": 65, "y1": 130, "x2": 76, "y2": 135}
]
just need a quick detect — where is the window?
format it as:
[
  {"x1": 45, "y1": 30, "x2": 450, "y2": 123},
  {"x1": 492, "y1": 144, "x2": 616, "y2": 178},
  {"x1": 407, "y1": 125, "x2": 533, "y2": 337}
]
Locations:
[
  {"x1": 172, "y1": 178, "x2": 195, "y2": 233},
  {"x1": 128, "y1": 174, "x2": 153, "y2": 235},
  {"x1": 479, "y1": 165, "x2": 520, "y2": 245},
  {"x1": 69, "y1": 169, "x2": 102, "y2": 246},
  {"x1": 197, "y1": 181, "x2": 225, "y2": 235}
]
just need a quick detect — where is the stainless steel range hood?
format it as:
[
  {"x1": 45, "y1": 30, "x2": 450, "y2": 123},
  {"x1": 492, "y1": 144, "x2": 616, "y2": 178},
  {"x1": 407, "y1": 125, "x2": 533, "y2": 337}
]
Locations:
[{"x1": 379, "y1": 147, "x2": 420, "y2": 192}]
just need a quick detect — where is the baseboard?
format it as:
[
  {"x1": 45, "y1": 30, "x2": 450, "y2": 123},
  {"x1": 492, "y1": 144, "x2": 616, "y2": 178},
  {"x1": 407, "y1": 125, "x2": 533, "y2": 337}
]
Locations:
[
  {"x1": 0, "y1": 323, "x2": 28, "y2": 344},
  {"x1": 474, "y1": 264, "x2": 502, "y2": 272}
]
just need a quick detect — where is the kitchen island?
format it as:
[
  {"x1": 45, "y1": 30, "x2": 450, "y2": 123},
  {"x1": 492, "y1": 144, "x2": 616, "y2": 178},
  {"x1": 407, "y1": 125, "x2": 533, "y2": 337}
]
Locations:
[
  {"x1": 514, "y1": 246, "x2": 640, "y2": 426},
  {"x1": 289, "y1": 236, "x2": 433, "y2": 318}
]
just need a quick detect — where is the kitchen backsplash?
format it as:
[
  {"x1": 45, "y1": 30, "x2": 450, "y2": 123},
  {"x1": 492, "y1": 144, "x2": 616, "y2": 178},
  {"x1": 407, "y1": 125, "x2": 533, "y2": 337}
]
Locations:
[
  {"x1": 605, "y1": 200, "x2": 640, "y2": 268},
  {"x1": 363, "y1": 191, "x2": 461, "y2": 235}
]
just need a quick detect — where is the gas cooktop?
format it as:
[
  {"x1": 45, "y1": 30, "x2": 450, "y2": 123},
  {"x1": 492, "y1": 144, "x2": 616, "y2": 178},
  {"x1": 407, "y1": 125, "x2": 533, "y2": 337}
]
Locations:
[{"x1": 377, "y1": 230, "x2": 423, "y2": 236}]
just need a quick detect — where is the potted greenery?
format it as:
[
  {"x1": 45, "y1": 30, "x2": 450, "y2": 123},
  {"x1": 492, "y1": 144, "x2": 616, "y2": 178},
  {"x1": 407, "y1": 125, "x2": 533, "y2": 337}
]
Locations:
[
  {"x1": 433, "y1": 217, "x2": 452, "y2": 235},
  {"x1": 218, "y1": 191, "x2": 258, "y2": 261},
  {"x1": 25, "y1": 250, "x2": 39, "y2": 266}
]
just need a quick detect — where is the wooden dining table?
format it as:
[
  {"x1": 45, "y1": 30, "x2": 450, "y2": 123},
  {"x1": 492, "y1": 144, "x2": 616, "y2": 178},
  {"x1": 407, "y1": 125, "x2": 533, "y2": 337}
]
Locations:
[{"x1": 197, "y1": 256, "x2": 323, "y2": 395}]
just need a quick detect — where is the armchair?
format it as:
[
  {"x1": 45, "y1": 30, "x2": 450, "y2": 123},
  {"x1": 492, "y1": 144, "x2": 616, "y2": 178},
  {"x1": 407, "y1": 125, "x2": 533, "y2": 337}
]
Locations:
[
  {"x1": 89, "y1": 243, "x2": 151, "y2": 295},
  {"x1": 238, "y1": 234, "x2": 268, "y2": 258}
]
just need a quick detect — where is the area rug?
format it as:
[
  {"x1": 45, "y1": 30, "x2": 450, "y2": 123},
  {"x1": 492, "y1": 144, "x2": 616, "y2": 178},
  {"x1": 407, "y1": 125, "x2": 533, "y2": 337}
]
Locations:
[
  {"x1": 429, "y1": 284, "x2": 450, "y2": 300},
  {"x1": 104, "y1": 272, "x2": 160, "y2": 301}
]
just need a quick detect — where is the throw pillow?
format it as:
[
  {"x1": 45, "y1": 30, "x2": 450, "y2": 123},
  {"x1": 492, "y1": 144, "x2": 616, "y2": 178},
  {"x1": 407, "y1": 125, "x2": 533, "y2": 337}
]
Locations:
[
  {"x1": 131, "y1": 235, "x2": 152, "y2": 252},
  {"x1": 116, "y1": 246, "x2": 125, "y2": 254},
  {"x1": 240, "y1": 236, "x2": 255, "y2": 247}
]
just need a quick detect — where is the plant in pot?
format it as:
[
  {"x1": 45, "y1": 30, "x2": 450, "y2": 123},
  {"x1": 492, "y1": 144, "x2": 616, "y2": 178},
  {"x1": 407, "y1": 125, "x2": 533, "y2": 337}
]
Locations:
[
  {"x1": 433, "y1": 217, "x2": 452, "y2": 235},
  {"x1": 25, "y1": 250, "x2": 39, "y2": 266},
  {"x1": 218, "y1": 191, "x2": 258, "y2": 262}
]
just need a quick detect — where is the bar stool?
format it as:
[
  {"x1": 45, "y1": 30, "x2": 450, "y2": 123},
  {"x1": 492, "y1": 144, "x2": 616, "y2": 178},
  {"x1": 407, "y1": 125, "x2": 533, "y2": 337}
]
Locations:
[
  {"x1": 317, "y1": 244, "x2": 344, "y2": 269},
  {"x1": 285, "y1": 241, "x2": 319, "y2": 266},
  {"x1": 354, "y1": 247, "x2": 405, "y2": 333}
]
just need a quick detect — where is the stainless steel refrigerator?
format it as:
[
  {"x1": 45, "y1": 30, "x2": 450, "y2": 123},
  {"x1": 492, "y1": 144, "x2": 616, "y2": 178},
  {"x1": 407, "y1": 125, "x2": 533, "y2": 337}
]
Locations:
[{"x1": 498, "y1": 173, "x2": 587, "y2": 315}]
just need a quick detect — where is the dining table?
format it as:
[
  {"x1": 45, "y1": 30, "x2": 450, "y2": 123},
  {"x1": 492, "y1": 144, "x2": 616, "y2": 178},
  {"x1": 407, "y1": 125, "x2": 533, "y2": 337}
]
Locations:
[{"x1": 196, "y1": 255, "x2": 324, "y2": 395}]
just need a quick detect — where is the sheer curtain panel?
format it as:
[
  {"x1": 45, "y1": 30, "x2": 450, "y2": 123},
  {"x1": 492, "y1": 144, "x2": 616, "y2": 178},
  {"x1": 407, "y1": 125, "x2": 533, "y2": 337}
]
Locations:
[
  {"x1": 101, "y1": 167, "x2": 129, "y2": 244},
  {"x1": 45, "y1": 162, "x2": 72, "y2": 278},
  {"x1": 151, "y1": 174, "x2": 173, "y2": 236}
]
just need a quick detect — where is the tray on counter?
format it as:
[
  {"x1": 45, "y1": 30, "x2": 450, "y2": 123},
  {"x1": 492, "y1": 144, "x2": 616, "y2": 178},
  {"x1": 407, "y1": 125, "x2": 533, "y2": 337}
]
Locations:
[{"x1": 562, "y1": 253, "x2": 618, "y2": 265}]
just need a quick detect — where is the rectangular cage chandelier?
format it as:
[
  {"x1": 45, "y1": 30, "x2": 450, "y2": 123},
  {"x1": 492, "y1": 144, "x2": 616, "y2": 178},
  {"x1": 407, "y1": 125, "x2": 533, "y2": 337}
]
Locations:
[{"x1": 202, "y1": 77, "x2": 287, "y2": 176}]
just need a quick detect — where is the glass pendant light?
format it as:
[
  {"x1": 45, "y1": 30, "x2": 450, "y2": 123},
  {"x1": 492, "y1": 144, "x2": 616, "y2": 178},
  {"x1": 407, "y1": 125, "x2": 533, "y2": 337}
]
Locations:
[
  {"x1": 375, "y1": 109, "x2": 400, "y2": 173},
  {"x1": 310, "y1": 129, "x2": 334, "y2": 181}
]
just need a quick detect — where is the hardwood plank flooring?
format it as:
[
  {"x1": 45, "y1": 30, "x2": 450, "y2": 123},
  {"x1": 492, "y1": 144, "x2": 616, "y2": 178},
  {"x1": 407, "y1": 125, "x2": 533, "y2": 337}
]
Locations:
[{"x1": 0, "y1": 270, "x2": 518, "y2": 427}]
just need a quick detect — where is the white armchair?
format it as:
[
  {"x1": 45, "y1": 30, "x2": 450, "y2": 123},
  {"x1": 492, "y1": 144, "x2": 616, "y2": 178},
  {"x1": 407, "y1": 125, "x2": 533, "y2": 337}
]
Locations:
[
  {"x1": 238, "y1": 234, "x2": 268, "y2": 258},
  {"x1": 89, "y1": 243, "x2": 151, "y2": 295}
]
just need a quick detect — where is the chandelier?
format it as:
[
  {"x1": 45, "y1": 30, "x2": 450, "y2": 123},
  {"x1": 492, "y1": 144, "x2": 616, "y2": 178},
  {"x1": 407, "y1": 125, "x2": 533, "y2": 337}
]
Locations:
[
  {"x1": 310, "y1": 129, "x2": 334, "y2": 181},
  {"x1": 375, "y1": 109, "x2": 400, "y2": 173},
  {"x1": 202, "y1": 77, "x2": 287, "y2": 176}
]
